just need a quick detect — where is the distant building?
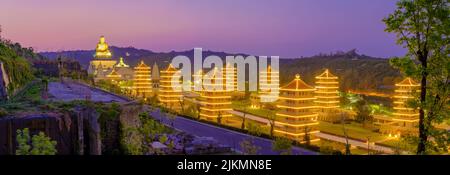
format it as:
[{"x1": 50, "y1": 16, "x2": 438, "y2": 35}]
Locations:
[
  {"x1": 199, "y1": 68, "x2": 233, "y2": 122},
  {"x1": 275, "y1": 74, "x2": 320, "y2": 143},
  {"x1": 159, "y1": 64, "x2": 182, "y2": 111},
  {"x1": 88, "y1": 36, "x2": 117, "y2": 79},
  {"x1": 314, "y1": 69, "x2": 341, "y2": 121},
  {"x1": 251, "y1": 65, "x2": 280, "y2": 109},
  {"x1": 132, "y1": 60, "x2": 152, "y2": 98},
  {"x1": 376, "y1": 77, "x2": 420, "y2": 136}
]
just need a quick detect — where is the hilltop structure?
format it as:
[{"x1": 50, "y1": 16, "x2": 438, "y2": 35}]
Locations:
[
  {"x1": 159, "y1": 64, "x2": 182, "y2": 111},
  {"x1": 88, "y1": 36, "x2": 117, "y2": 79},
  {"x1": 314, "y1": 69, "x2": 340, "y2": 121},
  {"x1": 275, "y1": 74, "x2": 319, "y2": 143}
]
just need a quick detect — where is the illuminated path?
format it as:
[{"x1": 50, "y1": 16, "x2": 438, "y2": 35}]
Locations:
[
  {"x1": 231, "y1": 110, "x2": 395, "y2": 154},
  {"x1": 150, "y1": 109, "x2": 318, "y2": 155}
]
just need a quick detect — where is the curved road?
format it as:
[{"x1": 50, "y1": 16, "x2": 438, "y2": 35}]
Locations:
[{"x1": 150, "y1": 109, "x2": 318, "y2": 155}]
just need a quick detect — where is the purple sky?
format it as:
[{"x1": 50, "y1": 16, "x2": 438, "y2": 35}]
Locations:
[{"x1": 0, "y1": 0, "x2": 405, "y2": 58}]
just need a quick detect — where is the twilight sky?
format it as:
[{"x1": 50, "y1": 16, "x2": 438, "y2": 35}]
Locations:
[{"x1": 0, "y1": 0, "x2": 405, "y2": 58}]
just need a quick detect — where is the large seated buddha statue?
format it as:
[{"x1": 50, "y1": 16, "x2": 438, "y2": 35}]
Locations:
[{"x1": 95, "y1": 36, "x2": 112, "y2": 58}]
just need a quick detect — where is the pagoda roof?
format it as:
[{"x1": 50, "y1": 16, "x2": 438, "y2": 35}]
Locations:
[
  {"x1": 107, "y1": 69, "x2": 121, "y2": 77},
  {"x1": 281, "y1": 74, "x2": 315, "y2": 91},
  {"x1": 116, "y1": 57, "x2": 129, "y2": 67},
  {"x1": 164, "y1": 64, "x2": 178, "y2": 72},
  {"x1": 396, "y1": 77, "x2": 420, "y2": 86},
  {"x1": 316, "y1": 69, "x2": 338, "y2": 79},
  {"x1": 134, "y1": 60, "x2": 150, "y2": 69}
]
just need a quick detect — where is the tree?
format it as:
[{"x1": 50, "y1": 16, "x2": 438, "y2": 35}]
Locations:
[
  {"x1": 239, "y1": 100, "x2": 251, "y2": 129},
  {"x1": 384, "y1": 0, "x2": 449, "y2": 154},
  {"x1": 217, "y1": 112, "x2": 222, "y2": 124},
  {"x1": 195, "y1": 102, "x2": 201, "y2": 120},
  {"x1": 239, "y1": 139, "x2": 261, "y2": 155},
  {"x1": 16, "y1": 128, "x2": 57, "y2": 155},
  {"x1": 354, "y1": 99, "x2": 373, "y2": 127},
  {"x1": 303, "y1": 126, "x2": 311, "y2": 146},
  {"x1": 267, "y1": 113, "x2": 276, "y2": 138},
  {"x1": 272, "y1": 137, "x2": 292, "y2": 155},
  {"x1": 341, "y1": 112, "x2": 352, "y2": 155},
  {"x1": 247, "y1": 122, "x2": 262, "y2": 137}
]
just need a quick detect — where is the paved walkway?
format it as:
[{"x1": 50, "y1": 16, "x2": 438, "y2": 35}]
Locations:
[
  {"x1": 230, "y1": 110, "x2": 394, "y2": 154},
  {"x1": 48, "y1": 82, "x2": 127, "y2": 103}
]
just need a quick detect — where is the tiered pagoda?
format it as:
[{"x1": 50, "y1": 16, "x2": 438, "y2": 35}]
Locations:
[
  {"x1": 391, "y1": 77, "x2": 420, "y2": 134},
  {"x1": 314, "y1": 69, "x2": 340, "y2": 121},
  {"x1": 132, "y1": 60, "x2": 152, "y2": 98},
  {"x1": 259, "y1": 65, "x2": 279, "y2": 103},
  {"x1": 199, "y1": 68, "x2": 232, "y2": 121},
  {"x1": 275, "y1": 74, "x2": 320, "y2": 143},
  {"x1": 159, "y1": 64, "x2": 182, "y2": 111},
  {"x1": 222, "y1": 63, "x2": 238, "y2": 91}
]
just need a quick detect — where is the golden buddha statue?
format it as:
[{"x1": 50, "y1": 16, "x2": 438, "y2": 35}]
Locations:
[{"x1": 95, "y1": 36, "x2": 112, "y2": 58}]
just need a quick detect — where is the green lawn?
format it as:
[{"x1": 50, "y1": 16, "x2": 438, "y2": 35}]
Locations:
[
  {"x1": 319, "y1": 121, "x2": 387, "y2": 142},
  {"x1": 231, "y1": 101, "x2": 275, "y2": 117}
]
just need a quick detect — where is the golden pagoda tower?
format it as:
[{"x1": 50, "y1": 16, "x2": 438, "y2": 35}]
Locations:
[
  {"x1": 314, "y1": 69, "x2": 340, "y2": 112},
  {"x1": 132, "y1": 60, "x2": 152, "y2": 98},
  {"x1": 199, "y1": 68, "x2": 233, "y2": 121},
  {"x1": 223, "y1": 63, "x2": 238, "y2": 91},
  {"x1": 391, "y1": 77, "x2": 420, "y2": 134},
  {"x1": 275, "y1": 74, "x2": 320, "y2": 143},
  {"x1": 192, "y1": 69, "x2": 203, "y2": 93},
  {"x1": 116, "y1": 57, "x2": 130, "y2": 68},
  {"x1": 259, "y1": 65, "x2": 280, "y2": 103},
  {"x1": 88, "y1": 36, "x2": 117, "y2": 76},
  {"x1": 159, "y1": 64, "x2": 182, "y2": 111}
]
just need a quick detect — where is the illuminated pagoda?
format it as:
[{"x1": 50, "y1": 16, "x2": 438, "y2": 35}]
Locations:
[
  {"x1": 88, "y1": 36, "x2": 117, "y2": 77},
  {"x1": 114, "y1": 57, "x2": 134, "y2": 80},
  {"x1": 390, "y1": 77, "x2": 420, "y2": 134},
  {"x1": 314, "y1": 69, "x2": 340, "y2": 121},
  {"x1": 106, "y1": 69, "x2": 121, "y2": 84},
  {"x1": 116, "y1": 57, "x2": 129, "y2": 68},
  {"x1": 251, "y1": 65, "x2": 280, "y2": 109},
  {"x1": 159, "y1": 64, "x2": 182, "y2": 111},
  {"x1": 275, "y1": 74, "x2": 320, "y2": 143},
  {"x1": 132, "y1": 60, "x2": 152, "y2": 98},
  {"x1": 222, "y1": 63, "x2": 238, "y2": 91},
  {"x1": 199, "y1": 68, "x2": 233, "y2": 121},
  {"x1": 192, "y1": 69, "x2": 204, "y2": 93},
  {"x1": 259, "y1": 65, "x2": 280, "y2": 103}
]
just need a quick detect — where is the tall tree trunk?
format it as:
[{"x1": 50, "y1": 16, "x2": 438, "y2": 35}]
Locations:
[{"x1": 417, "y1": 53, "x2": 428, "y2": 154}]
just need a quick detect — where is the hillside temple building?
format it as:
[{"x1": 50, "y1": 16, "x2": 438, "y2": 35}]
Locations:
[
  {"x1": 275, "y1": 74, "x2": 320, "y2": 143},
  {"x1": 88, "y1": 36, "x2": 117, "y2": 80}
]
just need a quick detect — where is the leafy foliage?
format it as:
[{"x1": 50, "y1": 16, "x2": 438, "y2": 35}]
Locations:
[
  {"x1": 272, "y1": 137, "x2": 292, "y2": 155},
  {"x1": 16, "y1": 128, "x2": 57, "y2": 155},
  {"x1": 239, "y1": 139, "x2": 261, "y2": 155},
  {"x1": 384, "y1": 0, "x2": 449, "y2": 154}
]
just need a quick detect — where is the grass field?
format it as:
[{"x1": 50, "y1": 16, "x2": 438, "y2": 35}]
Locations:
[{"x1": 319, "y1": 121, "x2": 387, "y2": 142}]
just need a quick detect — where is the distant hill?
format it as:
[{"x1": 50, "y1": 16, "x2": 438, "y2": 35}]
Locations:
[{"x1": 40, "y1": 47, "x2": 402, "y2": 93}]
